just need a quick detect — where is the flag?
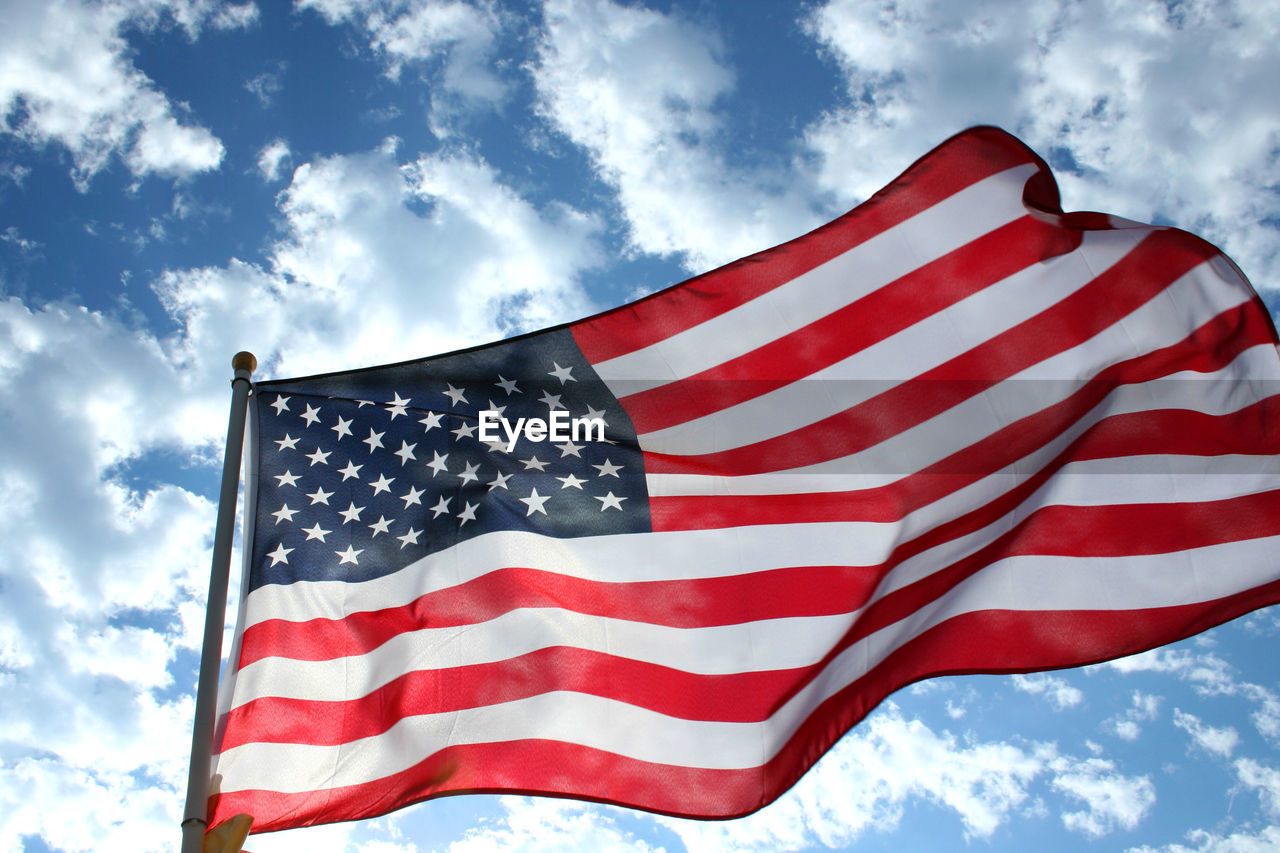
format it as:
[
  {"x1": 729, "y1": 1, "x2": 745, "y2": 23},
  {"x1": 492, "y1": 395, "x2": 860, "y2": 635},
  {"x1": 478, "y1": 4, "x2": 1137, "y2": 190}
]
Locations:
[{"x1": 209, "y1": 126, "x2": 1280, "y2": 832}]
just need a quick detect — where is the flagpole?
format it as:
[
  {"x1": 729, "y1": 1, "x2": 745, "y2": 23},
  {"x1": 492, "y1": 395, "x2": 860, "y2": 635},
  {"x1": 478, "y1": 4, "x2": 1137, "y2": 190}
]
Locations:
[{"x1": 182, "y1": 351, "x2": 257, "y2": 853}]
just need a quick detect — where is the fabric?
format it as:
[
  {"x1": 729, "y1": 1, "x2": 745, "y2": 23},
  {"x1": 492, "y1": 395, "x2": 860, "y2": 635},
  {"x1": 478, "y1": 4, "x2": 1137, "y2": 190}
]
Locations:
[{"x1": 209, "y1": 126, "x2": 1280, "y2": 833}]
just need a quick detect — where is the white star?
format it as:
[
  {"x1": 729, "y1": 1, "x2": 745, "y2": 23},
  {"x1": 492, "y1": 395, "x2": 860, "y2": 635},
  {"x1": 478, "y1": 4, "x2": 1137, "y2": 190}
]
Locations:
[
  {"x1": 368, "y1": 515, "x2": 393, "y2": 538},
  {"x1": 363, "y1": 428, "x2": 385, "y2": 452},
  {"x1": 458, "y1": 461, "x2": 481, "y2": 485},
  {"x1": 488, "y1": 470, "x2": 512, "y2": 491},
  {"x1": 420, "y1": 410, "x2": 444, "y2": 431},
  {"x1": 539, "y1": 389, "x2": 564, "y2": 410},
  {"x1": 338, "y1": 460, "x2": 363, "y2": 481},
  {"x1": 556, "y1": 473, "x2": 586, "y2": 490},
  {"x1": 519, "y1": 488, "x2": 551, "y2": 516},
  {"x1": 338, "y1": 502, "x2": 365, "y2": 524},
  {"x1": 335, "y1": 545, "x2": 363, "y2": 566},
  {"x1": 274, "y1": 470, "x2": 300, "y2": 488},
  {"x1": 486, "y1": 400, "x2": 507, "y2": 419},
  {"x1": 452, "y1": 421, "x2": 477, "y2": 440},
  {"x1": 556, "y1": 441, "x2": 585, "y2": 458},
  {"x1": 306, "y1": 487, "x2": 334, "y2": 506},
  {"x1": 271, "y1": 504, "x2": 298, "y2": 524},
  {"x1": 331, "y1": 416, "x2": 353, "y2": 440},
  {"x1": 548, "y1": 362, "x2": 576, "y2": 384},
  {"x1": 581, "y1": 405, "x2": 607, "y2": 423},
  {"x1": 306, "y1": 447, "x2": 331, "y2": 466},
  {"x1": 457, "y1": 502, "x2": 478, "y2": 526},
  {"x1": 443, "y1": 383, "x2": 467, "y2": 406},
  {"x1": 385, "y1": 392, "x2": 410, "y2": 419},
  {"x1": 400, "y1": 485, "x2": 424, "y2": 507},
  {"x1": 593, "y1": 459, "x2": 623, "y2": 478},
  {"x1": 369, "y1": 473, "x2": 395, "y2": 495},
  {"x1": 302, "y1": 522, "x2": 332, "y2": 542},
  {"x1": 300, "y1": 403, "x2": 321, "y2": 426},
  {"x1": 266, "y1": 543, "x2": 293, "y2": 566},
  {"x1": 427, "y1": 451, "x2": 449, "y2": 477},
  {"x1": 394, "y1": 440, "x2": 417, "y2": 465},
  {"x1": 495, "y1": 375, "x2": 520, "y2": 395},
  {"x1": 270, "y1": 395, "x2": 290, "y2": 415},
  {"x1": 397, "y1": 527, "x2": 422, "y2": 548},
  {"x1": 594, "y1": 491, "x2": 627, "y2": 511},
  {"x1": 430, "y1": 495, "x2": 451, "y2": 518},
  {"x1": 522, "y1": 456, "x2": 549, "y2": 472},
  {"x1": 275, "y1": 433, "x2": 299, "y2": 451}
]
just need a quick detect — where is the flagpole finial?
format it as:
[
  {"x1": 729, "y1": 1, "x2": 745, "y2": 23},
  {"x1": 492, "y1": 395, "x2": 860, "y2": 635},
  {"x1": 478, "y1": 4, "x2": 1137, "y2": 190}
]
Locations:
[{"x1": 232, "y1": 351, "x2": 257, "y2": 378}]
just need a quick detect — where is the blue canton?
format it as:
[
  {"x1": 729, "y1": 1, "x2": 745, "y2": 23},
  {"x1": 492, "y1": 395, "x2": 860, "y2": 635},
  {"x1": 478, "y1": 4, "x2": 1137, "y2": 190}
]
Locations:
[{"x1": 249, "y1": 328, "x2": 651, "y2": 590}]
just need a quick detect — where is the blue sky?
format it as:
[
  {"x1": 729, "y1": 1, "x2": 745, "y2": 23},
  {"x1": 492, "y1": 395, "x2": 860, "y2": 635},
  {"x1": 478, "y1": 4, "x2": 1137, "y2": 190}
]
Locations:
[{"x1": 1, "y1": 1, "x2": 1279, "y2": 851}]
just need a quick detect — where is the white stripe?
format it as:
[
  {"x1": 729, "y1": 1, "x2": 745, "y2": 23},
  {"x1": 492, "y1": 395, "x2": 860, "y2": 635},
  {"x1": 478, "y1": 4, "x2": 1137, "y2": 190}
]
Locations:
[
  {"x1": 634, "y1": 227, "x2": 1147, "y2": 455},
  {"x1": 644, "y1": 342, "x2": 1280, "y2": 496},
  {"x1": 640, "y1": 258, "x2": 1259, "y2": 479},
  {"x1": 591, "y1": 165, "x2": 1040, "y2": 390},
  {"x1": 213, "y1": 534, "x2": 1280, "y2": 793},
  {"x1": 229, "y1": 608, "x2": 856, "y2": 706}
]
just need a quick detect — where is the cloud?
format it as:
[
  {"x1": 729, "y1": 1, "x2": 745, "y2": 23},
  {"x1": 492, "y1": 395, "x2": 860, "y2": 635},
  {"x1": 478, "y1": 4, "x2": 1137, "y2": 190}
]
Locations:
[
  {"x1": 1050, "y1": 756, "x2": 1156, "y2": 838},
  {"x1": 446, "y1": 798, "x2": 665, "y2": 853},
  {"x1": 0, "y1": 0, "x2": 226, "y2": 188},
  {"x1": 1106, "y1": 691, "x2": 1162, "y2": 742},
  {"x1": 297, "y1": 0, "x2": 508, "y2": 130},
  {"x1": 257, "y1": 138, "x2": 292, "y2": 182},
  {"x1": 245, "y1": 64, "x2": 286, "y2": 107},
  {"x1": 1173, "y1": 709, "x2": 1240, "y2": 759},
  {"x1": 533, "y1": 0, "x2": 822, "y2": 273},
  {"x1": 659, "y1": 703, "x2": 1049, "y2": 851},
  {"x1": 803, "y1": 0, "x2": 1280, "y2": 291},
  {"x1": 1011, "y1": 672, "x2": 1085, "y2": 710},
  {"x1": 1235, "y1": 758, "x2": 1280, "y2": 818},
  {"x1": 1129, "y1": 825, "x2": 1280, "y2": 853},
  {"x1": 0, "y1": 128, "x2": 604, "y2": 850}
]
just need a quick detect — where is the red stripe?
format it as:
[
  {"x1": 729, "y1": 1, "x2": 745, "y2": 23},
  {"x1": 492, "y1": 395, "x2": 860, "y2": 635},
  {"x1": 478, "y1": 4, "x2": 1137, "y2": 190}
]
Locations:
[
  {"x1": 650, "y1": 301, "x2": 1277, "y2": 531},
  {"x1": 653, "y1": 393, "x2": 1280, "y2": 532},
  {"x1": 641, "y1": 229, "x2": 1217, "y2": 476},
  {"x1": 571, "y1": 127, "x2": 1043, "y2": 364},
  {"x1": 239, "y1": 564, "x2": 882, "y2": 667},
  {"x1": 221, "y1": 648, "x2": 808, "y2": 749},
  {"x1": 210, "y1": 580, "x2": 1280, "y2": 832},
  {"x1": 221, "y1": 488, "x2": 1280, "y2": 751},
  {"x1": 619, "y1": 216, "x2": 1079, "y2": 434}
]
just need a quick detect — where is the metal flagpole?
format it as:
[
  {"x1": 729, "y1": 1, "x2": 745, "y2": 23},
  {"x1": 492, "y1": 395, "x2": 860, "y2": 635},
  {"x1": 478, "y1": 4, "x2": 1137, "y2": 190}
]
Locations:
[{"x1": 182, "y1": 351, "x2": 257, "y2": 853}]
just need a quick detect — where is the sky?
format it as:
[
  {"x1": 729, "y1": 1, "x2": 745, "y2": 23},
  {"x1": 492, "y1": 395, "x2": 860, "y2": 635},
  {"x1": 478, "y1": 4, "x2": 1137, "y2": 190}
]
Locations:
[{"x1": 0, "y1": 0, "x2": 1279, "y2": 851}]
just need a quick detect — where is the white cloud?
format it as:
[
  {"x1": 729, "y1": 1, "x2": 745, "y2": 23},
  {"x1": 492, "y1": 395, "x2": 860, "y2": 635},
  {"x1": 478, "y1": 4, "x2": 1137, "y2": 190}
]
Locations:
[
  {"x1": 803, "y1": 0, "x2": 1280, "y2": 291},
  {"x1": 1050, "y1": 756, "x2": 1157, "y2": 838},
  {"x1": 1101, "y1": 647, "x2": 1239, "y2": 696},
  {"x1": 257, "y1": 138, "x2": 292, "y2": 182},
  {"x1": 297, "y1": 0, "x2": 508, "y2": 130},
  {"x1": 245, "y1": 65, "x2": 286, "y2": 107},
  {"x1": 1235, "y1": 758, "x2": 1280, "y2": 818},
  {"x1": 660, "y1": 704, "x2": 1050, "y2": 851},
  {"x1": 0, "y1": 132, "x2": 603, "y2": 851},
  {"x1": 1106, "y1": 691, "x2": 1162, "y2": 742},
  {"x1": 1173, "y1": 709, "x2": 1240, "y2": 759},
  {"x1": 445, "y1": 798, "x2": 664, "y2": 853},
  {"x1": 1011, "y1": 672, "x2": 1085, "y2": 710},
  {"x1": 533, "y1": 0, "x2": 821, "y2": 273},
  {"x1": 0, "y1": 0, "x2": 226, "y2": 188},
  {"x1": 1129, "y1": 825, "x2": 1280, "y2": 853}
]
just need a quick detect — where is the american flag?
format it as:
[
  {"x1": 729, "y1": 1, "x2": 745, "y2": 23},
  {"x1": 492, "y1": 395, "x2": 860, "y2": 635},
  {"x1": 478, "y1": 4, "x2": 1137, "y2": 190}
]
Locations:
[{"x1": 209, "y1": 126, "x2": 1280, "y2": 832}]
